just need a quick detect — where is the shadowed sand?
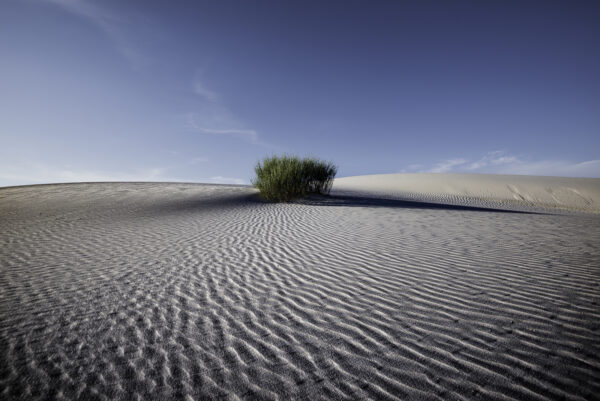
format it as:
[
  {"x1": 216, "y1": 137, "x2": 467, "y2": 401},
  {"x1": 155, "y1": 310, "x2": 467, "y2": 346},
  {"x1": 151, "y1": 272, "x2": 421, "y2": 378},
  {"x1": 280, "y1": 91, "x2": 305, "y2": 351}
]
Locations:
[{"x1": 1, "y1": 178, "x2": 599, "y2": 400}]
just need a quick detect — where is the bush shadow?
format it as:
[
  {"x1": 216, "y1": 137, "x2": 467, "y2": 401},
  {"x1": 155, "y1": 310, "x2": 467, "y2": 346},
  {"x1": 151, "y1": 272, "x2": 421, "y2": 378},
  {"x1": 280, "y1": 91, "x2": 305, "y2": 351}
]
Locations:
[{"x1": 293, "y1": 194, "x2": 546, "y2": 214}]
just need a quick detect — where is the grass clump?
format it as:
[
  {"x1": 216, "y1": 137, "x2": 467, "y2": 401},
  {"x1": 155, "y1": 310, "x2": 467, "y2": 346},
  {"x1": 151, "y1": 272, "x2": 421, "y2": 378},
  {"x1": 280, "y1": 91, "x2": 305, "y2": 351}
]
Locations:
[{"x1": 252, "y1": 155, "x2": 338, "y2": 202}]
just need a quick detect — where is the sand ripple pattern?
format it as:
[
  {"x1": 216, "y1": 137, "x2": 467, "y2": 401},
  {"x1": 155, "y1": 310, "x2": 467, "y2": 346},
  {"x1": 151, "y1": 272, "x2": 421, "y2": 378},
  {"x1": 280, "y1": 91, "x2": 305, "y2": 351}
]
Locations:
[{"x1": 1, "y1": 183, "x2": 599, "y2": 400}]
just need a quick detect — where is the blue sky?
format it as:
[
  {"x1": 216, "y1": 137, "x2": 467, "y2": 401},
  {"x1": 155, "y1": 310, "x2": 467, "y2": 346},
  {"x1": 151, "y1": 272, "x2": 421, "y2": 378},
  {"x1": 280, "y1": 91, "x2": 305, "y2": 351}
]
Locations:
[{"x1": 1, "y1": 0, "x2": 599, "y2": 186}]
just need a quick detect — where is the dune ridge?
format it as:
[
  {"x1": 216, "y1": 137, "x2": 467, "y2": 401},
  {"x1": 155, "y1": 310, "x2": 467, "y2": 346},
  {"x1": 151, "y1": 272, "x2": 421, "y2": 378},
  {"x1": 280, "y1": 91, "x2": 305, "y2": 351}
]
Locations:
[
  {"x1": 332, "y1": 173, "x2": 600, "y2": 214},
  {"x1": 1, "y1": 181, "x2": 599, "y2": 400}
]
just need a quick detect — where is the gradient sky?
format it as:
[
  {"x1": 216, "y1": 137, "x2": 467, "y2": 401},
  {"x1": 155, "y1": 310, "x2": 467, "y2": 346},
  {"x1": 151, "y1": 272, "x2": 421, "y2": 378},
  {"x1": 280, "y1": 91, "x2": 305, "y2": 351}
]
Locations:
[{"x1": 1, "y1": 0, "x2": 599, "y2": 186}]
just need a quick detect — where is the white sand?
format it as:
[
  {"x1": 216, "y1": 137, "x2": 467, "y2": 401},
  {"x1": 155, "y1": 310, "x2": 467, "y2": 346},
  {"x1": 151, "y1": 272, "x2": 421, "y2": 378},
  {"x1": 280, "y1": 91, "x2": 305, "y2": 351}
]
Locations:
[
  {"x1": 1, "y1": 179, "x2": 599, "y2": 400},
  {"x1": 333, "y1": 173, "x2": 600, "y2": 213}
]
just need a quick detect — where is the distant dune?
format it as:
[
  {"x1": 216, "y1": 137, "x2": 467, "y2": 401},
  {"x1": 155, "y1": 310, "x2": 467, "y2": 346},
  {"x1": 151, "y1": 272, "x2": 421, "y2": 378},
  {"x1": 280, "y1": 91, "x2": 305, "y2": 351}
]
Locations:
[
  {"x1": 1, "y1": 177, "x2": 599, "y2": 400},
  {"x1": 333, "y1": 173, "x2": 600, "y2": 213}
]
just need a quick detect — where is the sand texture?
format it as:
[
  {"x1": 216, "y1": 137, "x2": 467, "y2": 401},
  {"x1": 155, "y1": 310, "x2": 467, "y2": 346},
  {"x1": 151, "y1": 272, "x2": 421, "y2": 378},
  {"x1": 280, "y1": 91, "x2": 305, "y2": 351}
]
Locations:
[
  {"x1": 332, "y1": 173, "x2": 600, "y2": 214},
  {"x1": 1, "y1": 181, "x2": 599, "y2": 400}
]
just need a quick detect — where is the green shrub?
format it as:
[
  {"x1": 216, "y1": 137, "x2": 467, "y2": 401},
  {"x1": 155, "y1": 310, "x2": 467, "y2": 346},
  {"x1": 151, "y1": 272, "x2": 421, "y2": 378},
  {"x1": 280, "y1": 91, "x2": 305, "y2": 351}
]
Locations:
[{"x1": 252, "y1": 155, "x2": 338, "y2": 202}]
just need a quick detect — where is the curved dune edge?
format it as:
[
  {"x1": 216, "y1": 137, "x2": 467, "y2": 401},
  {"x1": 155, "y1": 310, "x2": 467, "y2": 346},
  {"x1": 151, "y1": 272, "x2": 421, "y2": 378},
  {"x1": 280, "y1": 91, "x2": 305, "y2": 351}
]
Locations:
[{"x1": 332, "y1": 173, "x2": 600, "y2": 214}]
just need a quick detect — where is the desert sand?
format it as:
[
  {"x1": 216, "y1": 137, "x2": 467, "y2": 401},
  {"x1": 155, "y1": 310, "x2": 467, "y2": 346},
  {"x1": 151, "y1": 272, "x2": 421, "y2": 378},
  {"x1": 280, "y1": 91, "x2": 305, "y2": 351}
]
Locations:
[
  {"x1": 1, "y1": 175, "x2": 599, "y2": 400},
  {"x1": 332, "y1": 173, "x2": 600, "y2": 214}
]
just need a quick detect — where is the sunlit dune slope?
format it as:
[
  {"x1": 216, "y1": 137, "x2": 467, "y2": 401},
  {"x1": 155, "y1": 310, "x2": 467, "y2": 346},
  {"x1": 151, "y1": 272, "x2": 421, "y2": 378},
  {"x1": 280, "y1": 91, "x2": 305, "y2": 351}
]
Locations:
[{"x1": 332, "y1": 173, "x2": 600, "y2": 213}]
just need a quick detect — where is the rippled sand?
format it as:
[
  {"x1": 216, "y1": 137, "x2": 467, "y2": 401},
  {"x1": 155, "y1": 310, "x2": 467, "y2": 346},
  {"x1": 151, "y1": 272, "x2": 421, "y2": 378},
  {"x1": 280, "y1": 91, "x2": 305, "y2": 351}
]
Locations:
[
  {"x1": 1, "y1": 182, "x2": 599, "y2": 400},
  {"x1": 333, "y1": 173, "x2": 600, "y2": 214}
]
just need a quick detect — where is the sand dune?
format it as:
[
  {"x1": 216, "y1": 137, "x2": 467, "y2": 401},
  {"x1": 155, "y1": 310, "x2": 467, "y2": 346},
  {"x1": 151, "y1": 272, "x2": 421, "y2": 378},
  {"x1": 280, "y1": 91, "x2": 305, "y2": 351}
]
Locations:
[
  {"x1": 332, "y1": 173, "x2": 600, "y2": 213},
  {"x1": 1, "y1": 179, "x2": 599, "y2": 400}
]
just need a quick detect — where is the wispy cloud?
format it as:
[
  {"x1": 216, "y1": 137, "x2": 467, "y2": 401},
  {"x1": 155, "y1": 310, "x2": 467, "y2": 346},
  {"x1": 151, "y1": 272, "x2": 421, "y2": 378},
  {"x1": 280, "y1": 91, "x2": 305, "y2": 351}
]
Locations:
[
  {"x1": 192, "y1": 72, "x2": 219, "y2": 102},
  {"x1": 186, "y1": 109, "x2": 259, "y2": 142},
  {"x1": 428, "y1": 158, "x2": 468, "y2": 173},
  {"x1": 189, "y1": 156, "x2": 209, "y2": 165},
  {"x1": 464, "y1": 151, "x2": 519, "y2": 171},
  {"x1": 0, "y1": 162, "x2": 177, "y2": 187},
  {"x1": 45, "y1": 0, "x2": 148, "y2": 69},
  {"x1": 409, "y1": 151, "x2": 600, "y2": 178},
  {"x1": 184, "y1": 77, "x2": 273, "y2": 147},
  {"x1": 399, "y1": 164, "x2": 423, "y2": 173},
  {"x1": 195, "y1": 127, "x2": 259, "y2": 142},
  {"x1": 185, "y1": 69, "x2": 283, "y2": 150},
  {"x1": 0, "y1": 157, "x2": 252, "y2": 187},
  {"x1": 494, "y1": 158, "x2": 600, "y2": 177}
]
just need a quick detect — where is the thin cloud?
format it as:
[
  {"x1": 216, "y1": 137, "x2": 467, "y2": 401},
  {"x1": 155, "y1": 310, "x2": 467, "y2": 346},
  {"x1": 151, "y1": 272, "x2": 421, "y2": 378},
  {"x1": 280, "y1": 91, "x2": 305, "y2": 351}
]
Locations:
[
  {"x1": 0, "y1": 159, "x2": 253, "y2": 188},
  {"x1": 192, "y1": 81, "x2": 218, "y2": 102},
  {"x1": 413, "y1": 151, "x2": 600, "y2": 178},
  {"x1": 189, "y1": 157, "x2": 209, "y2": 164},
  {"x1": 466, "y1": 151, "x2": 518, "y2": 170},
  {"x1": 0, "y1": 163, "x2": 177, "y2": 187},
  {"x1": 184, "y1": 72, "x2": 281, "y2": 148},
  {"x1": 197, "y1": 128, "x2": 258, "y2": 142},
  {"x1": 186, "y1": 70, "x2": 283, "y2": 150},
  {"x1": 428, "y1": 158, "x2": 467, "y2": 173},
  {"x1": 496, "y1": 158, "x2": 600, "y2": 177},
  {"x1": 399, "y1": 164, "x2": 423, "y2": 173},
  {"x1": 45, "y1": 0, "x2": 148, "y2": 69},
  {"x1": 186, "y1": 111, "x2": 260, "y2": 143},
  {"x1": 186, "y1": 75, "x2": 254, "y2": 140},
  {"x1": 192, "y1": 73, "x2": 219, "y2": 102}
]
